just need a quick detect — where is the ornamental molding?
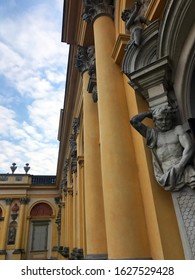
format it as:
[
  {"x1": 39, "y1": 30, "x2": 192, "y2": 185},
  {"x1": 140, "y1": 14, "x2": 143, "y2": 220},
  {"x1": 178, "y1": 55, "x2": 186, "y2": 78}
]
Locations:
[
  {"x1": 158, "y1": 0, "x2": 195, "y2": 69},
  {"x1": 82, "y1": 0, "x2": 114, "y2": 24},
  {"x1": 122, "y1": 20, "x2": 159, "y2": 76}
]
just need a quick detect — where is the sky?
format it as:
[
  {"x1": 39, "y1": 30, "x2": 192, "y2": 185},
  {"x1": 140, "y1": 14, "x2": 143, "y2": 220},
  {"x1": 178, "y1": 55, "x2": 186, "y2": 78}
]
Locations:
[{"x1": 0, "y1": 0, "x2": 69, "y2": 175}]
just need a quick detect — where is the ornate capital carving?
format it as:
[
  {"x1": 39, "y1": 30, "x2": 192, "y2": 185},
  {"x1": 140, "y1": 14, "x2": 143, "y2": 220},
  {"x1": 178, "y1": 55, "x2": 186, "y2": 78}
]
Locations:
[
  {"x1": 20, "y1": 197, "x2": 30, "y2": 205},
  {"x1": 75, "y1": 46, "x2": 88, "y2": 74},
  {"x1": 87, "y1": 45, "x2": 98, "y2": 102},
  {"x1": 70, "y1": 134, "x2": 77, "y2": 174},
  {"x1": 72, "y1": 118, "x2": 80, "y2": 135},
  {"x1": 82, "y1": 0, "x2": 114, "y2": 24},
  {"x1": 5, "y1": 198, "x2": 12, "y2": 205}
]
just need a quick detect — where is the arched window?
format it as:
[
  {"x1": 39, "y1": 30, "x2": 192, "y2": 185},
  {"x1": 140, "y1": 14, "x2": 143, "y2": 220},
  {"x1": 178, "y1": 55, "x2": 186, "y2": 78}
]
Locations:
[
  {"x1": 30, "y1": 203, "x2": 53, "y2": 252},
  {"x1": 30, "y1": 203, "x2": 53, "y2": 217}
]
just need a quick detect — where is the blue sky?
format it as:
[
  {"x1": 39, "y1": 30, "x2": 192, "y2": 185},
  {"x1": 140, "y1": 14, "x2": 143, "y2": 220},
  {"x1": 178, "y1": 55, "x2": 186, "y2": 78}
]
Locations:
[{"x1": 0, "y1": 0, "x2": 69, "y2": 175}]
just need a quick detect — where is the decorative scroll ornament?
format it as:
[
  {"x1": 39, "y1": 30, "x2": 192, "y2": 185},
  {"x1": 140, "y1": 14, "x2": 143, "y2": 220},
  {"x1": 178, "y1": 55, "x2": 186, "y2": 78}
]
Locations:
[{"x1": 82, "y1": 0, "x2": 114, "y2": 24}]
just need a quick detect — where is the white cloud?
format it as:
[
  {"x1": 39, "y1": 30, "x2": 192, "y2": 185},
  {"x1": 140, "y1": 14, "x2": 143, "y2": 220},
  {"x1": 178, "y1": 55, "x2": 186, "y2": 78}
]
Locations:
[{"x1": 0, "y1": 0, "x2": 69, "y2": 175}]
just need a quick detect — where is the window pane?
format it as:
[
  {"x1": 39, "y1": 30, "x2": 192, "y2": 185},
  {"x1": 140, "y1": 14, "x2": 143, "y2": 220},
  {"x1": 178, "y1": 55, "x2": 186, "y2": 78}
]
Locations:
[{"x1": 31, "y1": 221, "x2": 48, "y2": 251}]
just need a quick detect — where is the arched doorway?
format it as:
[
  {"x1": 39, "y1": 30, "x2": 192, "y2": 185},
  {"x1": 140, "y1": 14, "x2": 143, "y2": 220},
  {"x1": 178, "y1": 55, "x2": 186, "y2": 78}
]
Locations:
[{"x1": 27, "y1": 202, "x2": 53, "y2": 260}]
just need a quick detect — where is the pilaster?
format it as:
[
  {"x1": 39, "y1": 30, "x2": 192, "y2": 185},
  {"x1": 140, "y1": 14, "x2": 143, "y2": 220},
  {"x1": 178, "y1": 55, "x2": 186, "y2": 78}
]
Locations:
[
  {"x1": 13, "y1": 197, "x2": 29, "y2": 259},
  {"x1": 0, "y1": 198, "x2": 12, "y2": 259}
]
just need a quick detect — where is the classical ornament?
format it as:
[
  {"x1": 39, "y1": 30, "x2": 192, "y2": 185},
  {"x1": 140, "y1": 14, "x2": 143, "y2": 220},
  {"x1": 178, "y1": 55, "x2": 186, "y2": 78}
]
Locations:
[
  {"x1": 20, "y1": 197, "x2": 30, "y2": 204},
  {"x1": 5, "y1": 198, "x2": 12, "y2": 205},
  {"x1": 130, "y1": 106, "x2": 195, "y2": 191},
  {"x1": 70, "y1": 134, "x2": 77, "y2": 173},
  {"x1": 87, "y1": 45, "x2": 98, "y2": 102},
  {"x1": 75, "y1": 46, "x2": 88, "y2": 74},
  {"x1": 75, "y1": 45, "x2": 98, "y2": 102},
  {"x1": 70, "y1": 247, "x2": 84, "y2": 260},
  {"x1": 0, "y1": 175, "x2": 8, "y2": 181},
  {"x1": 10, "y1": 163, "x2": 17, "y2": 174},
  {"x1": 62, "y1": 159, "x2": 69, "y2": 194},
  {"x1": 7, "y1": 221, "x2": 17, "y2": 245},
  {"x1": 24, "y1": 163, "x2": 30, "y2": 174},
  {"x1": 72, "y1": 118, "x2": 80, "y2": 135},
  {"x1": 82, "y1": 0, "x2": 114, "y2": 23},
  {"x1": 121, "y1": 1, "x2": 150, "y2": 47}
]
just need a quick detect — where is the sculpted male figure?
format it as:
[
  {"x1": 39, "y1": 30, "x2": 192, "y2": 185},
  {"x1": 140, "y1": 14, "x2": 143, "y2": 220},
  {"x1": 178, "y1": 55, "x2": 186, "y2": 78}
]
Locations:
[
  {"x1": 130, "y1": 106, "x2": 195, "y2": 191},
  {"x1": 121, "y1": 1, "x2": 150, "y2": 46}
]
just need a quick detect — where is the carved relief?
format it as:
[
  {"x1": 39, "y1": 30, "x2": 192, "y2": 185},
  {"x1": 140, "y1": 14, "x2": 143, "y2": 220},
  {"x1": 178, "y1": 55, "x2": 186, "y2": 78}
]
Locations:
[
  {"x1": 7, "y1": 221, "x2": 17, "y2": 245},
  {"x1": 82, "y1": 0, "x2": 114, "y2": 24},
  {"x1": 87, "y1": 45, "x2": 98, "y2": 102},
  {"x1": 75, "y1": 45, "x2": 98, "y2": 102},
  {"x1": 130, "y1": 106, "x2": 195, "y2": 191},
  {"x1": 75, "y1": 46, "x2": 88, "y2": 74}
]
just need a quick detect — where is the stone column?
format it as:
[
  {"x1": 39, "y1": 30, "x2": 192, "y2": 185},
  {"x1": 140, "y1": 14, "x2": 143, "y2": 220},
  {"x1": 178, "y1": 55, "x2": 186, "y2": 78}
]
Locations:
[
  {"x1": 0, "y1": 198, "x2": 12, "y2": 259},
  {"x1": 67, "y1": 187, "x2": 73, "y2": 256},
  {"x1": 13, "y1": 197, "x2": 29, "y2": 259},
  {"x1": 77, "y1": 156, "x2": 85, "y2": 253},
  {"x1": 75, "y1": 45, "x2": 107, "y2": 259},
  {"x1": 82, "y1": 1, "x2": 149, "y2": 259}
]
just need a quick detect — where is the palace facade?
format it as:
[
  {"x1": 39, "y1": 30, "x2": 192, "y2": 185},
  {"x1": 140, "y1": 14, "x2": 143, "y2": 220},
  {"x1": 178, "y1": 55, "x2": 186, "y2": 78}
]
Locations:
[
  {"x1": 0, "y1": 172, "x2": 58, "y2": 260},
  {"x1": 56, "y1": 0, "x2": 195, "y2": 260},
  {"x1": 1, "y1": 0, "x2": 195, "y2": 260}
]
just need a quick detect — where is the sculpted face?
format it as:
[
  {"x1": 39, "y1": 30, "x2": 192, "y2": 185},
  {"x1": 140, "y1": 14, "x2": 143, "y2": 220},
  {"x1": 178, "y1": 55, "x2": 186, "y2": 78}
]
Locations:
[{"x1": 155, "y1": 114, "x2": 173, "y2": 131}]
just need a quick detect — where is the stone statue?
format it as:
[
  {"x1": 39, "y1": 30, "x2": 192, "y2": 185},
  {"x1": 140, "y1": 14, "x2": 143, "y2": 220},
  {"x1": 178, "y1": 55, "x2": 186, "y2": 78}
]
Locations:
[
  {"x1": 121, "y1": 1, "x2": 150, "y2": 46},
  {"x1": 130, "y1": 106, "x2": 195, "y2": 191},
  {"x1": 8, "y1": 225, "x2": 16, "y2": 244}
]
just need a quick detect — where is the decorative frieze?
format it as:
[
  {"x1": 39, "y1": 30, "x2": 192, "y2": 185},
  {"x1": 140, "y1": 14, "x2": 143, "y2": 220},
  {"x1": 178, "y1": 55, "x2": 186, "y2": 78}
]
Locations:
[{"x1": 82, "y1": 0, "x2": 114, "y2": 24}]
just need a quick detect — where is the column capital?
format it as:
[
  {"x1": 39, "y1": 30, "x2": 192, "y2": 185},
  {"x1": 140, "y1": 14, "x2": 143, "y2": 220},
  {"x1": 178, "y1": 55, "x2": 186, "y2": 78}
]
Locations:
[
  {"x1": 72, "y1": 117, "x2": 80, "y2": 135},
  {"x1": 82, "y1": 0, "x2": 114, "y2": 24},
  {"x1": 75, "y1": 45, "x2": 89, "y2": 74},
  {"x1": 20, "y1": 197, "x2": 30, "y2": 205},
  {"x1": 4, "y1": 198, "x2": 12, "y2": 205}
]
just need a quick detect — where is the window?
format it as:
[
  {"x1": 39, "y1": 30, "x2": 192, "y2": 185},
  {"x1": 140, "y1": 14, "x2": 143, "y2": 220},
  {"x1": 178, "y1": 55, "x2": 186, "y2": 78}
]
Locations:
[{"x1": 31, "y1": 221, "x2": 49, "y2": 252}]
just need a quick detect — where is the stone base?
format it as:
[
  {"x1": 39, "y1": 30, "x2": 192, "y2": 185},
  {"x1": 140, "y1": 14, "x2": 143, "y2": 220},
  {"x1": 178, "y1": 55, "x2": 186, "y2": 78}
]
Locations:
[{"x1": 84, "y1": 254, "x2": 108, "y2": 260}]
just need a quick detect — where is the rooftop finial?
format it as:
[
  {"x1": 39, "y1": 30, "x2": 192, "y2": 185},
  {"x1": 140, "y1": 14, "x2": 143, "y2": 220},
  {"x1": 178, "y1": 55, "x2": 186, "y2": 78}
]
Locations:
[
  {"x1": 10, "y1": 163, "x2": 17, "y2": 174},
  {"x1": 24, "y1": 163, "x2": 30, "y2": 174}
]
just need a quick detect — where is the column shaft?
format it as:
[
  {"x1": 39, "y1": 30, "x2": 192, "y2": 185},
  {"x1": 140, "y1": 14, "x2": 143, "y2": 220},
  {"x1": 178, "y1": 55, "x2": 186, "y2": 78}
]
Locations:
[
  {"x1": 93, "y1": 16, "x2": 149, "y2": 259},
  {"x1": 0, "y1": 203, "x2": 11, "y2": 251},
  {"x1": 83, "y1": 71, "x2": 107, "y2": 258}
]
